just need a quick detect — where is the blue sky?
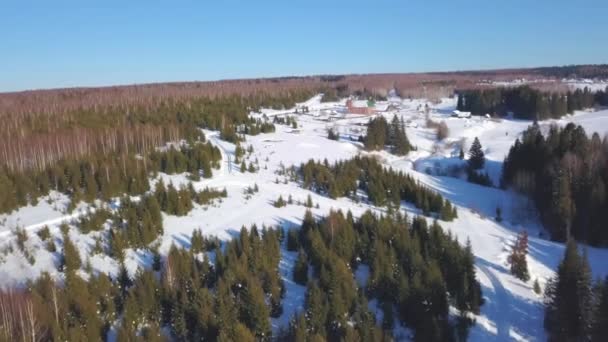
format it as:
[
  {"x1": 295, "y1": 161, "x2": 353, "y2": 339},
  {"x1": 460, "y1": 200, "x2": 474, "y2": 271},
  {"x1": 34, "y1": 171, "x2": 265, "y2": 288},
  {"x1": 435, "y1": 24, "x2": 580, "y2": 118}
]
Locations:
[{"x1": 1, "y1": 0, "x2": 607, "y2": 92}]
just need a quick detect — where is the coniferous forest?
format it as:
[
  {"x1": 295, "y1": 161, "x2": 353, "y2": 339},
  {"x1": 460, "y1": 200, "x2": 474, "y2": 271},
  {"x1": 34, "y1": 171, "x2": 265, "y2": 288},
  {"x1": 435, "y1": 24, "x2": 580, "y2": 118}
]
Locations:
[
  {"x1": 544, "y1": 239, "x2": 608, "y2": 341},
  {"x1": 502, "y1": 123, "x2": 608, "y2": 246},
  {"x1": 0, "y1": 140, "x2": 222, "y2": 214},
  {"x1": 3, "y1": 0, "x2": 608, "y2": 336},
  {"x1": 1, "y1": 208, "x2": 481, "y2": 342},
  {"x1": 457, "y1": 85, "x2": 608, "y2": 120},
  {"x1": 299, "y1": 156, "x2": 457, "y2": 220}
]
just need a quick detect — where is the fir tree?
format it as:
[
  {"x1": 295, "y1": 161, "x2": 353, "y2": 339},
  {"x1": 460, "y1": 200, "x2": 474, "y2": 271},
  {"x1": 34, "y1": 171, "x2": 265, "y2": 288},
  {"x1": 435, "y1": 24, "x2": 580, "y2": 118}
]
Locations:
[
  {"x1": 274, "y1": 195, "x2": 286, "y2": 208},
  {"x1": 533, "y1": 278, "x2": 541, "y2": 295},
  {"x1": 293, "y1": 249, "x2": 309, "y2": 285},
  {"x1": 544, "y1": 239, "x2": 593, "y2": 340},
  {"x1": 467, "y1": 137, "x2": 485, "y2": 170},
  {"x1": 306, "y1": 194, "x2": 313, "y2": 208},
  {"x1": 508, "y1": 231, "x2": 530, "y2": 281},
  {"x1": 62, "y1": 233, "x2": 81, "y2": 273}
]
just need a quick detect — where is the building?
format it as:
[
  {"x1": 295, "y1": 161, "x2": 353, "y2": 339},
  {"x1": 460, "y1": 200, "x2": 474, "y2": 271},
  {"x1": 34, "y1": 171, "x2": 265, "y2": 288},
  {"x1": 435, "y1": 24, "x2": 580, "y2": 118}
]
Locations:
[
  {"x1": 452, "y1": 110, "x2": 472, "y2": 118},
  {"x1": 346, "y1": 98, "x2": 391, "y2": 115}
]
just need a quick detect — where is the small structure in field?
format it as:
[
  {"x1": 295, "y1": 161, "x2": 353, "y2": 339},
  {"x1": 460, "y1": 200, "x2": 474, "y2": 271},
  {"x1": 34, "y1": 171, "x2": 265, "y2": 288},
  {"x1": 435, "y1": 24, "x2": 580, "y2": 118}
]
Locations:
[{"x1": 452, "y1": 110, "x2": 472, "y2": 118}]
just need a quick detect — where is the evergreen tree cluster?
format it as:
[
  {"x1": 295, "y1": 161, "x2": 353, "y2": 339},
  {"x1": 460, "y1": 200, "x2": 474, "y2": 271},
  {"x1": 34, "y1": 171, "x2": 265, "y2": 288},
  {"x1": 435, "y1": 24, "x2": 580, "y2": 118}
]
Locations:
[
  {"x1": 149, "y1": 142, "x2": 221, "y2": 180},
  {"x1": 4, "y1": 208, "x2": 483, "y2": 341},
  {"x1": 326, "y1": 127, "x2": 340, "y2": 141},
  {"x1": 153, "y1": 179, "x2": 227, "y2": 216},
  {"x1": 544, "y1": 239, "x2": 608, "y2": 341},
  {"x1": 272, "y1": 115, "x2": 298, "y2": 128},
  {"x1": 457, "y1": 86, "x2": 600, "y2": 120},
  {"x1": 112, "y1": 195, "x2": 164, "y2": 249},
  {"x1": 363, "y1": 115, "x2": 413, "y2": 155},
  {"x1": 501, "y1": 123, "x2": 608, "y2": 246},
  {"x1": 0, "y1": 140, "x2": 222, "y2": 215},
  {"x1": 300, "y1": 156, "x2": 457, "y2": 220},
  {"x1": 14, "y1": 225, "x2": 285, "y2": 341},
  {"x1": 240, "y1": 118, "x2": 276, "y2": 136},
  {"x1": 287, "y1": 209, "x2": 482, "y2": 341},
  {"x1": 77, "y1": 208, "x2": 113, "y2": 233}
]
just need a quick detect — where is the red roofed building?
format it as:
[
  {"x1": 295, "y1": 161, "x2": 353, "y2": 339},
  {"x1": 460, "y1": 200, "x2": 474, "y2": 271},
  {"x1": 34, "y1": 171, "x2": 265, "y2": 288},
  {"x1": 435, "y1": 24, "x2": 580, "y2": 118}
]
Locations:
[{"x1": 346, "y1": 99, "x2": 375, "y2": 115}]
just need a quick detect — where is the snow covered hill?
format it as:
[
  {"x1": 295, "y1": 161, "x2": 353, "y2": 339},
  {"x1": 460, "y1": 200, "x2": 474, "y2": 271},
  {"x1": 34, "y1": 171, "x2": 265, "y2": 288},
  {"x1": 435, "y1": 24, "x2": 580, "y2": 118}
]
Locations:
[{"x1": 2, "y1": 94, "x2": 608, "y2": 341}]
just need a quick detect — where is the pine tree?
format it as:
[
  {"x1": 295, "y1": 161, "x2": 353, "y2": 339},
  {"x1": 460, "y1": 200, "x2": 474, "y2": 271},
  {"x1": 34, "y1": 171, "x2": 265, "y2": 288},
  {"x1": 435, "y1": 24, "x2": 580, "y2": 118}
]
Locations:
[
  {"x1": 306, "y1": 194, "x2": 313, "y2": 208},
  {"x1": 293, "y1": 249, "x2": 309, "y2": 285},
  {"x1": 242, "y1": 278, "x2": 271, "y2": 338},
  {"x1": 467, "y1": 137, "x2": 485, "y2": 170},
  {"x1": 533, "y1": 278, "x2": 541, "y2": 295},
  {"x1": 191, "y1": 229, "x2": 205, "y2": 253},
  {"x1": 390, "y1": 115, "x2": 411, "y2": 155},
  {"x1": 544, "y1": 239, "x2": 593, "y2": 340},
  {"x1": 62, "y1": 233, "x2": 81, "y2": 273},
  {"x1": 508, "y1": 231, "x2": 530, "y2": 281},
  {"x1": 287, "y1": 229, "x2": 300, "y2": 251},
  {"x1": 274, "y1": 195, "x2": 286, "y2": 208}
]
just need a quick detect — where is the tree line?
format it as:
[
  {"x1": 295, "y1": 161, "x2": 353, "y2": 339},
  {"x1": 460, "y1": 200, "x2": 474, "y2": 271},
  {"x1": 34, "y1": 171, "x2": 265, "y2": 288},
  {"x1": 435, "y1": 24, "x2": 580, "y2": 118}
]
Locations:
[
  {"x1": 457, "y1": 85, "x2": 607, "y2": 120},
  {"x1": 0, "y1": 140, "x2": 221, "y2": 214},
  {"x1": 299, "y1": 156, "x2": 457, "y2": 220},
  {"x1": 501, "y1": 123, "x2": 608, "y2": 246},
  {"x1": 0, "y1": 90, "x2": 314, "y2": 172}
]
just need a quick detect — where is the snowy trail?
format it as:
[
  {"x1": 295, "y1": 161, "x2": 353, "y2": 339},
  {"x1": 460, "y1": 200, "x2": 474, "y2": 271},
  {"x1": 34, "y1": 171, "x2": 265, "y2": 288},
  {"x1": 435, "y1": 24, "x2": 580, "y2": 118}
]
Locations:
[{"x1": 0, "y1": 206, "x2": 90, "y2": 238}]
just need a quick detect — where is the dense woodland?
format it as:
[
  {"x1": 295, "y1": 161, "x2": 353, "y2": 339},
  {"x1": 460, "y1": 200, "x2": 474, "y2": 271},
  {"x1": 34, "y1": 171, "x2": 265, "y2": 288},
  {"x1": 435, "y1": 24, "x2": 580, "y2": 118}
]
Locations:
[
  {"x1": 544, "y1": 239, "x2": 608, "y2": 341},
  {"x1": 501, "y1": 123, "x2": 608, "y2": 246},
  {"x1": 457, "y1": 86, "x2": 608, "y2": 120},
  {"x1": 0, "y1": 207, "x2": 481, "y2": 341},
  {"x1": 0, "y1": 140, "x2": 222, "y2": 214},
  {"x1": 0, "y1": 90, "x2": 313, "y2": 172},
  {"x1": 286, "y1": 210, "x2": 482, "y2": 341},
  {"x1": 2, "y1": 66, "x2": 608, "y2": 340},
  {"x1": 7, "y1": 65, "x2": 604, "y2": 171},
  {"x1": 299, "y1": 157, "x2": 457, "y2": 220}
]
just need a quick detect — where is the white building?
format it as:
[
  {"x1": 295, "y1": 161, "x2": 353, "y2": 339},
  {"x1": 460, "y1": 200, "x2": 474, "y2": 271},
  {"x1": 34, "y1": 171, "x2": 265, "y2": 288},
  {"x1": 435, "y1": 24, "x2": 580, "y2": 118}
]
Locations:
[{"x1": 452, "y1": 110, "x2": 472, "y2": 118}]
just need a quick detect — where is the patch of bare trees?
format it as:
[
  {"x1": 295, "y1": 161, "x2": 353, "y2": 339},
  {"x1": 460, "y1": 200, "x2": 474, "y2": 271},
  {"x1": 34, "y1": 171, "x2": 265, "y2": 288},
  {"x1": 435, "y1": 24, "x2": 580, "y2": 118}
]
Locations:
[{"x1": 0, "y1": 290, "x2": 45, "y2": 342}]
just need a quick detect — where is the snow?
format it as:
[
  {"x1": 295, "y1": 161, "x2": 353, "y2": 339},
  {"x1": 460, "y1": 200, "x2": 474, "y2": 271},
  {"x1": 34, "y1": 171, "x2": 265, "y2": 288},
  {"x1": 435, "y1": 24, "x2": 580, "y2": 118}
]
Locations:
[{"x1": 3, "y1": 94, "x2": 608, "y2": 340}]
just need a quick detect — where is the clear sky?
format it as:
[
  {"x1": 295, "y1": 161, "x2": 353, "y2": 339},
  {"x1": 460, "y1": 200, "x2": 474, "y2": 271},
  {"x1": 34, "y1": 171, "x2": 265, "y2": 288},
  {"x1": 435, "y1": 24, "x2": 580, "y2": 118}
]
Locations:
[{"x1": 1, "y1": 0, "x2": 607, "y2": 92}]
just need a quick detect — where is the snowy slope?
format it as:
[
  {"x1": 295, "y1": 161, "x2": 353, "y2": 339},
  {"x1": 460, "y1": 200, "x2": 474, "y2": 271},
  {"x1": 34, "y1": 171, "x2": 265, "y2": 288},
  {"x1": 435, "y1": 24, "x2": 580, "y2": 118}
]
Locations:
[{"x1": 2, "y1": 94, "x2": 608, "y2": 340}]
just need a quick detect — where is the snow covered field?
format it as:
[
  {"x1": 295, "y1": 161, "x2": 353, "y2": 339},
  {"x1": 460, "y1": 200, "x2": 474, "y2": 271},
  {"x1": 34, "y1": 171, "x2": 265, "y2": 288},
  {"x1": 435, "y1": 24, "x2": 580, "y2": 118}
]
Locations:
[{"x1": 2, "y1": 94, "x2": 608, "y2": 341}]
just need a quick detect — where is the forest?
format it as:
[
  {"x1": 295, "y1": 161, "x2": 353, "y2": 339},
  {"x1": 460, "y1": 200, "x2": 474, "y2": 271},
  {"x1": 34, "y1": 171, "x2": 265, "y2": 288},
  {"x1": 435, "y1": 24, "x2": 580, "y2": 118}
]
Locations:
[
  {"x1": 501, "y1": 123, "x2": 608, "y2": 246},
  {"x1": 298, "y1": 156, "x2": 457, "y2": 221},
  {"x1": 544, "y1": 239, "x2": 608, "y2": 341},
  {"x1": 0, "y1": 207, "x2": 481, "y2": 342},
  {"x1": 0, "y1": 140, "x2": 222, "y2": 214},
  {"x1": 456, "y1": 85, "x2": 608, "y2": 120}
]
